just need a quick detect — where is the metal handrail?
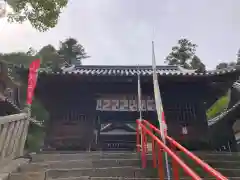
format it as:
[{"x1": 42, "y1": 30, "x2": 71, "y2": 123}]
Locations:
[
  {"x1": 141, "y1": 120, "x2": 228, "y2": 180},
  {"x1": 136, "y1": 120, "x2": 202, "y2": 180}
]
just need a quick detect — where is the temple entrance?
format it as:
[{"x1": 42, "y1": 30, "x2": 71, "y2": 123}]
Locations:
[
  {"x1": 99, "y1": 122, "x2": 136, "y2": 150},
  {"x1": 95, "y1": 94, "x2": 156, "y2": 150},
  {"x1": 96, "y1": 112, "x2": 137, "y2": 150}
]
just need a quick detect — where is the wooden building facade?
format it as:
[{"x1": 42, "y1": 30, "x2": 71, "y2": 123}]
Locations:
[{"x1": 33, "y1": 65, "x2": 240, "y2": 151}]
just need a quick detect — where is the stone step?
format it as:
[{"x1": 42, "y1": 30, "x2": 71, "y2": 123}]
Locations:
[
  {"x1": 31, "y1": 152, "x2": 140, "y2": 162},
  {"x1": 34, "y1": 151, "x2": 240, "y2": 163},
  {"x1": 8, "y1": 172, "x2": 46, "y2": 180},
  {"x1": 206, "y1": 160, "x2": 240, "y2": 169},
  {"x1": 9, "y1": 172, "x2": 240, "y2": 180},
  {"x1": 46, "y1": 166, "x2": 238, "y2": 179},
  {"x1": 46, "y1": 167, "x2": 158, "y2": 179},
  {"x1": 13, "y1": 174, "x2": 233, "y2": 180},
  {"x1": 20, "y1": 159, "x2": 152, "y2": 172},
  {"x1": 48, "y1": 177, "x2": 240, "y2": 180},
  {"x1": 188, "y1": 152, "x2": 240, "y2": 161},
  {"x1": 215, "y1": 168, "x2": 240, "y2": 178},
  {"x1": 46, "y1": 177, "x2": 216, "y2": 180},
  {"x1": 27, "y1": 151, "x2": 240, "y2": 179},
  {"x1": 38, "y1": 151, "x2": 134, "y2": 154}
]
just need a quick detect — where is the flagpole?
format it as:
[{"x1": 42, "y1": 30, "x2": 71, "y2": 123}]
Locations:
[
  {"x1": 151, "y1": 41, "x2": 171, "y2": 180},
  {"x1": 137, "y1": 65, "x2": 144, "y2": 151},
  {"x1": 137, "y1": 65, "x2": 142, "y2": 120}
]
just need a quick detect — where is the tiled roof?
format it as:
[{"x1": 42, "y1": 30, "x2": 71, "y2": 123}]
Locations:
[{"x1": 39, "y1": 65, "x2": 240, "y2": 77}]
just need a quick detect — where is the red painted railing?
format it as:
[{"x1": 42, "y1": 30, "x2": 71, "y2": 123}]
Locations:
[
  {"x1": 136, "y1": 119, "x2": 201, "y2": 180},
  {"x1": 136, "y1": 119, "x2": 228, "y2": 180}
]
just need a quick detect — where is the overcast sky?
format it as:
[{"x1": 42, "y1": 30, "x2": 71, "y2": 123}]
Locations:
[{"x1": 0, "y1": 0, "x2": 240, "y2": 69}]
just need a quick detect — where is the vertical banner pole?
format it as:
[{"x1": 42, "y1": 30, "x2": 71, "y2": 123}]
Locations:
[
  {"x1": 137, "y1": 66, "x2": 144, "y2": 152},
  {"x1": 151, "y1": 41, "x2": 171, "y2": 180},
  {"x1": 137, "y1": 66, "x2": 142, "y2": 120}
]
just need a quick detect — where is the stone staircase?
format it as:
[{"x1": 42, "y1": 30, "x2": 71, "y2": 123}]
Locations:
[
  {"x1": 194, "y1": 152, "x2": 240, "y2": 179},
  {"x1": 8, "y1": 152, "x2": 158, "y2": 180},
  {"x1": 6, "y1": 151, "x2": 240, "y2": 179}
]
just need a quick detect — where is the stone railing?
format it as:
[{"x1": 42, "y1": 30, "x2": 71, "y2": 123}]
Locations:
[{"x1": 0, "y1": 113, "x2": 29, "y2": 167}]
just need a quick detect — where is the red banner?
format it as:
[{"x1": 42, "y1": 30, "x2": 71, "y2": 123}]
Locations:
[{"x1": 26, "y1": 59, "x2": 41, "y2": 105}]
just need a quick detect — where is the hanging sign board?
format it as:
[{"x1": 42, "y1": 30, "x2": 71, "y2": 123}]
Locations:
[{"x1": 96, "y1": 95, "x2": 156, "y2": 111}]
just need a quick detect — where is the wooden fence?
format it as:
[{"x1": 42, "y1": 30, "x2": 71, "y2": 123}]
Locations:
[{"x1": 0, "y1": 113, "x2": 29, "y2": 167}]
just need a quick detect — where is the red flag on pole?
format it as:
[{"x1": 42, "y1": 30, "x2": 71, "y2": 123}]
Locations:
[{"x1": 26, "y1": 59, "x2": 41, "y2": 105}]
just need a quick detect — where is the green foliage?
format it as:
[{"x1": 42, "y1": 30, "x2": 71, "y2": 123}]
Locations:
[
  {"x1": 26, "y1": 124, "x2": 45, "y2": 152},
  {"x1": 206, "y1": 91, "x2": 231, "y2": 120},
  {"x1": 7, "y1": 0, "x2": 68, "y2": 32},
  {"x1": 37, "y1": 45, "x2": 64, "y2": 70},
  {"x1": 165, "y1": 38, "x2": 205, "y2": 72},
  {"x1": 0, "y1": 37, "x2": 88, "y2": 70},
  {"x1": 216, "y1": 62, "x2": 236, "y2": 69},
  {"x1": 58, "y1": 38, "x2": 90, "y2": 65},
  {"x1": 20, "y1": 77, "x2": 48, "y2": 151},
  {"x1": 31, "y1": 98, "x2": 49, "y2": 123},
  {"x1": 216, "y1": 62, "x2": 228, "y2": 70},
  {"x1": 0, "y1": 52, "x2": 36, "y2": 66},
  {"x1": 191, "y1": 55, "x2": 206, "y2": 72},
  {"x1": 0, "y1": 37, "x2": 88, "y2": 151},
  {"x1": 17, "y1": 72, "x2": 49, "y2": 121}
]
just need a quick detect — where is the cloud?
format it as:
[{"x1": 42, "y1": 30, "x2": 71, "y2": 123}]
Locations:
[{"x1": 0, "y1": 0, "x2": 240, "y2": 69}]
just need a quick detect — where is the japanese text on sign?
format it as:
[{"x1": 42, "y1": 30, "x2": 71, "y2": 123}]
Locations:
[{"x1": 96, "y1": 95, "x2": 156, "y2": 111}]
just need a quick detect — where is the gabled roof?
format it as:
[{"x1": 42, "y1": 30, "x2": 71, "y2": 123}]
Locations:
[{"x1": 39, "y1": 65, "x2": 240, "y2": 77}]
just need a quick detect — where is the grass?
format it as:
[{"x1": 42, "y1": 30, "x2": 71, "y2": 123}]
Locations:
[{"x1": 206, "y1": 90, "x2": 231, "y2": 120}]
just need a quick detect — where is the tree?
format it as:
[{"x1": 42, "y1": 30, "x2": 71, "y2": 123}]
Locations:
[
  {"x1": 27, "y1": 47, "x2": 37, "y2": 56},
  {"x1": 0, "y1": 37, "x2": 88, "y2": 70},
  {"x1": 5, "y1": 0, "x2": 68, "y2": 32},
  {"x1": 165, "y1": 38, "x2": 205, "y2": 72},
  {"x1": 216, "y1": 62, "x2": 236, "y2": 70},
  {"x1": 216, "y1": 63, "x2": 228, "y2": 70},
  {"x1": 37, "y1": 45, "x2": 64, "y2": 70},
  {"x1": 228, "y1": 62, "x2": 236, "y2": 67},
  {"x1": 0, "y1": 52, "x2": 36, "y2": 66},
  {"x1": 191, "y1": 55, "x2": 206, "y2": 72},
  {"x1": 58, "y1": 38, "x2": 89, "y2": 65}
]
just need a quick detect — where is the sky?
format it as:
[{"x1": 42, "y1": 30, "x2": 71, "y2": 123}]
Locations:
[{"x1": 0, "y1": 0, "x2": 240, "y2": 69}]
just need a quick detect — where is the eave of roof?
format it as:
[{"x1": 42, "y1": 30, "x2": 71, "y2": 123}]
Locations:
[{"x1": 38, "y1": 65, "x2": 240, "y2": 77}]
